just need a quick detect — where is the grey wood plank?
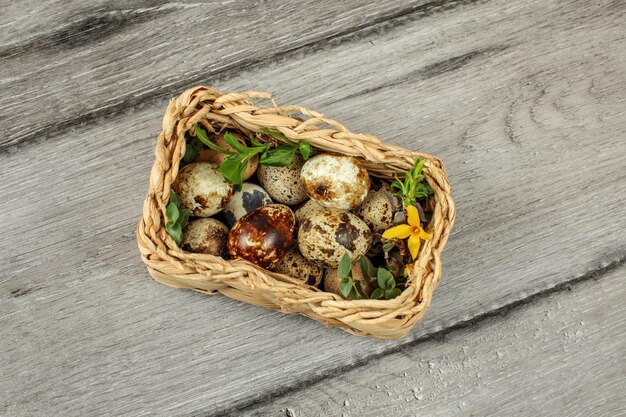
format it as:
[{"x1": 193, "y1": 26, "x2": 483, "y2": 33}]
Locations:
[
  {"x1": 0, "y1": 0, "x2": 110, "y2": 43},
  {"x1": 242, "y1": 267, "x2": 626, "y2": 417},
  {"x1": 1, "y1": 0, "x2": 626, "y2": 416},
  {"x1": 0, "y1": 0, "x2": 444, "y2": 150}
]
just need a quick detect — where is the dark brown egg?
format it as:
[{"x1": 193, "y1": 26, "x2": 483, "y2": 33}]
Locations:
[{"x1": 227, "y1": 204, "x2": 295, "y2": 269}]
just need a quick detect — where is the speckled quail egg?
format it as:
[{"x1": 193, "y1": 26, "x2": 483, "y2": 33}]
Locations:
[
  {"x1": 223, "y1": 183, "x2": 273, "y2": 227},
  {"x1": 353, "y1": 180, "x2": 395, "y2": 234},
  {"x1": 172, "y1": 162, "x2": 234, "y2": 217},
  {"x1": 227, "y1": 204, "x2": 295, "y2": 269},
  {"x1": 180, "y1": 218, "x2": 229, "y2": 258},
  {"x1": 324, "y1": 262, "x2": 375, "y2": 298},
  {"x1": 294, "y1": 199, "x2": 325, "y2": 226},
  {"x1": 298, "y1": 209, "x2": 372, "y2": 267},
  {"x1": 198, "y1": 131, "x2": 259, "y2": 180},
  {"x1": 257, "y1": 155, "x2": 308, "y2": 205},
  {"x1": 300, "y1": 154, "x2": 370, "y2": 210},
  {"x1": 272, "y1": 247, "x2": 324, "y2": 287}
]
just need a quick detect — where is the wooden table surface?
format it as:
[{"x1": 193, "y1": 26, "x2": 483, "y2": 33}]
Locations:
[{"x1": 1, "y1": 1, "x2": 625, "y2": 416}]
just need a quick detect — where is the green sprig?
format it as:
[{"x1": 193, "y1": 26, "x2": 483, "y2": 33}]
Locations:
[
  {"x1": 338, "y1": 253, "x2": 357, "y2": 299},
  {"x1": 183, "y1": 136, "x2": 204, "y2": 164},
  {"x1": 165, "y1": 191, "x2": 190, "y2": 245},
  {"x1": 370, "y1": 267, "x2": 402, "y2": 300},
  {"x1": 193, "y1": 125, "x2": 312, "y2": 189},
  {"x1": 391, "y1": 158, "x2": 434, "y2": 206}
]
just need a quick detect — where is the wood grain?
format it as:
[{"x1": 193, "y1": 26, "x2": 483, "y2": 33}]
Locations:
[
  {"x1": 1, "y1": 0, "x2": 625, "y2": 415},
  {"x1": 0, "y1": 0, "x2": 457, "y2": 151},
  {"x1": 242, "y1": 267, "x2": 626, "y2": 417}
]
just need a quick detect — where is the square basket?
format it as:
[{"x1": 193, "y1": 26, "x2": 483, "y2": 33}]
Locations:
[{"x1": 137, "y1": 86, "x2": 456, "y2": 339}]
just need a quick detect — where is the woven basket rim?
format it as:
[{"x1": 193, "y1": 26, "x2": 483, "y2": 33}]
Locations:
[{"x1": 137, "y1": 86, "x2": 456, "y2": 339}]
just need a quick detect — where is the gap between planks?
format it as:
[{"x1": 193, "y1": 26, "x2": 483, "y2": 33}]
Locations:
[
  {"x1": 208, "y1": 258, "x2": 626, "y2": 417},
  {"x1": 242, "y1": 266, "x2": 626, "y2": 417},
  {"x1": 1, "y1": 0, "x2": 625, "y2": 415},
  {"x1": 0, "y1": 0, "x2": 483, "y2": 152}
]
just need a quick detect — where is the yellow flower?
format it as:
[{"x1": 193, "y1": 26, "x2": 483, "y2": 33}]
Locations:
[{"x1": 382, "y1": 205, "x2": 430, "y2": 260}]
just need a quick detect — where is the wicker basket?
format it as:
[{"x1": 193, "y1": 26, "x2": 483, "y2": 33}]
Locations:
[{"x1": 137, "y1": 86, "x2": 456, "y2": 339}]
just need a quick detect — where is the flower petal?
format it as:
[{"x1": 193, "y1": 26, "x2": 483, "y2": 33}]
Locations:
[
  {"x1": 419, "y1": 228, "x2": 431, "y2": 240},
  {"x1": 406, "y1": 205, "x2": 420, "y2": 227},
  {"x1": 382, "y1": 224, "x2": 414, "y2": 239},
  {"x1": 407, "y1": 233, "x2": 421, "y2": 259}
]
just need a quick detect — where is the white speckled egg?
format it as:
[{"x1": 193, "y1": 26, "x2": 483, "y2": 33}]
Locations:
[
  {"x1": 353, "y1": 181, "x2": 395, "y2": 234},
  {"x1": 180, "y1": 218, "x2": 229, "y2": 258},
  {"x1": 324, "y1": 262, "x2": 375, "y2": 299},
  {"x1": 257, "y1": 156, "x2": 308, "y2": 205},
  {"x1": 298, "y1": 208, "x2": 372, "y2": 267},
  {"x1": 172, "y1": 162, "x2": 234, "y2": 217},
  {"x1": 272, "y1": 247, "x2": 325, "y2": 287},
  {"x1": 223, "y1": 183, "x2": 273, "y2": 227},
  {"x1": 300, "y1": 154, "x2": 370, "y2": 210},
  {"x1": 294, "y1": 199, "x2": 325, "y2": 226}
]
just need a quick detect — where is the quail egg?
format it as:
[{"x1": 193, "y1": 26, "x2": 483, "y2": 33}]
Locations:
[
  {"x1": 353, "y1": 180, "x2": 395, "y2": 234},
  {"x1": 300, "y1": 154, "x2": 370, "y2": 210},
  {"x1": 180, "y1": 218, "x2": 229, "y2": 258},
  {"x1": 324, "y1": 262, "x2": 375, "y2": 298},
  {"x1": 227, "y1": 204, "x2": 295, "y2": 269},
  {"x1": 198, "y1": 131, "x2": 258, "y2": 180},
  {"x1": 172, "y1": 162, "x2": 234, "y2": 217},
  {"x1": 298, "y1": 208, "x2": 372, "y2": 267},
  {"x1": 272, "y1": 247, "x2": 324, "y2": 287},
  {"x1": 223, "y1": 183, "x2": 273, "y2": 227},
  {"x1": 294, "y1": 199, "x2": 325, "y2": 226},
  {"x1": 257, "y1": 155, "x2": 308, "y2": 205}
]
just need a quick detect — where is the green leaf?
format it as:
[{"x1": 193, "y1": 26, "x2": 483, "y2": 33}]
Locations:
[
  {"x1": 339, "y1": 276, "x2": 353, "y2": 298},
  {"x1": 338, "y1": 253, "x2": 352, "y2": 280},
  {"x1": 249, "y1": 136, "x2": 266, "y2": 147},
  {"x1": 377, "y1": 268, "x2": 393, "y2": 290},
  {"x1": 385, "y1": 287, "x2": 402, "y2": 300},
  {"x1": 359, "y1": 256, "x2": 374, "y2": 278},
  {"x1": 222, "y1": 132, "x2": 249, "y2": 154},
  {"x1": 169, "y1": 191, "x2": 180, "y2": 208},
  {"x1": 387, "y1": 275, "x2": 396, "y2": 289},
  {"x1": 260, "y1": 145, "x2": 297, "y2": 166},
  {"x1": 220, "y1": 155, "x2": 248, "y2": 188},
  {"x1": 182, "y1": 136, "x2": 204, "y2": 164},
  {"x1": 382, "y1": 239, "x2": 396, "y2": 254},
  {"x1": 182, "y1": 143, "x2": 199, "y2": 164},
  {"x1": 355, "y1": 281, "x2": 368, "y2": 299},
  {"x1": 349, "y1": 287, "x2": 358, "y2": 300},
  {"x1": 371, "y1": 288, "x2": 385, "y2": 299},
  {"x1": 166, "y1": 221, "x2": 183, "y2": 245},
  {"x1": 298, "y1": 141, "x2": 312, "y2": 160},
  {"x1": 179, "y1": 208, "x2": 190, "y2": 229},
  {"x1": 165, "y1": 202, "x2": 179, "y2": 222},
  {"x1": 414, "y1": 158, "x2": 425, "y2": 174},
  {"x1": 194, "y1": 125, "x2": 233, "y2": 155},
  {"x1": 260, "y1": 127, "x2": 292, "y2": 143}
]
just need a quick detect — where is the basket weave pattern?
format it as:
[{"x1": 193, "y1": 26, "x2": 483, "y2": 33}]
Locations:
[{"x1": 137, "y1": 86, "x2": 456, "y2": 339}]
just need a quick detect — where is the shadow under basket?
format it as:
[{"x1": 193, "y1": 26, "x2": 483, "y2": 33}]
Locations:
[{"x1": 137, "y1": 86, "x2": 456, "y2": 340}]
